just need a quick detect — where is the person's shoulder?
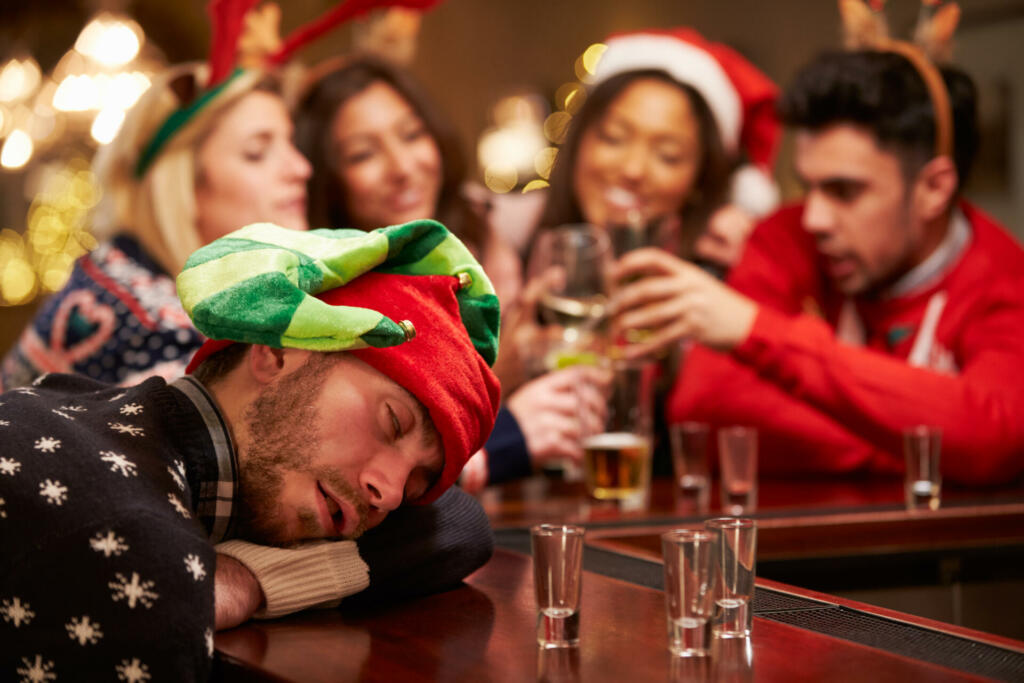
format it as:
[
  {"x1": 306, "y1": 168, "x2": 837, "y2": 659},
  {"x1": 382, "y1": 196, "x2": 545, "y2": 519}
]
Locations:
[{"x1": 962, "y1": 202, "x2": 1024, "y2": 269}]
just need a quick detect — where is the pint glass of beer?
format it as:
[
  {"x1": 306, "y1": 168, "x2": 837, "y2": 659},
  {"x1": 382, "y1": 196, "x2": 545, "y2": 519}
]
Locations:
[{"x1": 581, "y1": 360, "x2": 655, "y2": 505}]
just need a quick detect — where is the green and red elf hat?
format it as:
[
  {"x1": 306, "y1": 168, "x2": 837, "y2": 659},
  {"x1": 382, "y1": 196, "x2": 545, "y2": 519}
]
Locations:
[
  {"x1": 179, "y1": 219, "x2": 500, "y2": 504},
  {"x1": 135, "y1": 0, "x2": 443, "y2": 178}
]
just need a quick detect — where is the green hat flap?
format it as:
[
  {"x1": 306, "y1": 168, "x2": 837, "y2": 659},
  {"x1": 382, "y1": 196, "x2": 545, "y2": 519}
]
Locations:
[{"x1": 176, "y1": 220, "x2": 500, "y2": 365}]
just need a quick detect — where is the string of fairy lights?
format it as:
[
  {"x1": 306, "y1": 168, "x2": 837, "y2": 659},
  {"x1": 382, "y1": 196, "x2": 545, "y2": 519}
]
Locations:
[
  {"x1": 0, "y1": 12, "x2": 160, "y2": 307},
  {"x1": 0, "y1": 19, "x2": 606, "y2": 306},
  {"x1": 477, "y1": 42, "x2": 607, "y2": 195}
]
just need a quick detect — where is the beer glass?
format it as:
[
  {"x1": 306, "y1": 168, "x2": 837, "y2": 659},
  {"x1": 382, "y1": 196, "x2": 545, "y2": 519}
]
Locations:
[{"x1": 581, "y1": 360, "x2": 655, "y2": 506}]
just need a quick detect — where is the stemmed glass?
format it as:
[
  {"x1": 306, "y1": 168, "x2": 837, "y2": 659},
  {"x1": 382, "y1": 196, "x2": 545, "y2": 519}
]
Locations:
[{"x1": 526, "y1": 223, "x2": 613, "y2": 350}]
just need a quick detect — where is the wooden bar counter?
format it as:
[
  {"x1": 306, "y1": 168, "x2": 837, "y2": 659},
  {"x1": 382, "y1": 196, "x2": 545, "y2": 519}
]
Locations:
[{"x1": 214, "y1": 548, "x2": 1024, "y2": 682}]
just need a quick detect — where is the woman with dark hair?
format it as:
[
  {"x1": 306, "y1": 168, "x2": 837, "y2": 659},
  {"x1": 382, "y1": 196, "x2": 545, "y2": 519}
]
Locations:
[
  {"x1": 472, "y1": 29, "x2": 784, "y2": 488},
  {"x1": 294, "y1": 55, "x2": 521, "y2": 307}
]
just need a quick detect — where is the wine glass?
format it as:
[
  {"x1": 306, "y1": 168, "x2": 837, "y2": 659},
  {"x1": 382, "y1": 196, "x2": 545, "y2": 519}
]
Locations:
[{"x1": 526, "y1": 223, "x2": 612, "y2": 347}]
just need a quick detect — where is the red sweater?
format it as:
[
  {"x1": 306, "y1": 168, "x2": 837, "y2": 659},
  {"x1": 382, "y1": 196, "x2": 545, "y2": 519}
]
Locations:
[{"x1": 668, "y1": 201, "x2": 1024, "y2": 485}]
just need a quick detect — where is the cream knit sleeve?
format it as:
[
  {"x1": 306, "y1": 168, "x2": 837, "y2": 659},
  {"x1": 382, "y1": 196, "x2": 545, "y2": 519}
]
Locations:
[{"x1": 215, "y1": 539, "x2": 370, "y2": 619}]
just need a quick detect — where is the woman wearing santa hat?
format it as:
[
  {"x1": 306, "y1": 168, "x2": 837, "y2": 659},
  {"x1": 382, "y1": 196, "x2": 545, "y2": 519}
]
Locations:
[{"x1": 470, "y1": 28, "x2": 784, "y2": 487}]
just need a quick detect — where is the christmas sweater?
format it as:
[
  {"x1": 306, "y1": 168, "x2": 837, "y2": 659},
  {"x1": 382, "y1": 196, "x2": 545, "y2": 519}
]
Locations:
[
  {"x1": 669, "y1": 201, "x2": 1024, "y2": 485},
  {"x1": 1, "y1": 235, "x2": 203, "y2": 391},
  {"x1": 0, "y1": 373, "x2": 495, "y2": 681},
  {"x1": 0, "y1": 374, "x2": 220, "y2": 681}
]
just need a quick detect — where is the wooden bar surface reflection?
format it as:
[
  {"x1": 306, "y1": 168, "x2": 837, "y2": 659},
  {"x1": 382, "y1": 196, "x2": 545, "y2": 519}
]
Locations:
[{"x1": 215, "y1": 549, "x2": 992, "y2": 682}]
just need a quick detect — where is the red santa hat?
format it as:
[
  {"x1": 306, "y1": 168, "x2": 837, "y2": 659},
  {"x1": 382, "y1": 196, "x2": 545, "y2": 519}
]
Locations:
[{"x1": 593, "y1": 28, "x2": 781, "y2": 216}]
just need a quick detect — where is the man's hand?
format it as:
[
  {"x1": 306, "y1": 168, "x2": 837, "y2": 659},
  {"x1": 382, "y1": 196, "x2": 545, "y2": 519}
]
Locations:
[
  {"x1": 507, "y1": 365, "x2": 611, "y2": 468},
  {"x1": 611, "y1": 248, "x2": 759, "y2": 359},
  {"x1": 694, "y1": 205, "x2": 757, "y2": 269},
  {"x1": 214, "y1": 553, "x2": 265, "y2": 630}
]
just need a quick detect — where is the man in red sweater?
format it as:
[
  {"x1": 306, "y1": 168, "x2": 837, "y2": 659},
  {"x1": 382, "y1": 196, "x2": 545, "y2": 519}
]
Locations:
[{"x1": 612, "y1": 50, "x2": 1024, "y2": 485}]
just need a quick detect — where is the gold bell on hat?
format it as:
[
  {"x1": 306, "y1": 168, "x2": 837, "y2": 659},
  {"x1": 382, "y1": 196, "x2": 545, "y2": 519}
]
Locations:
[
  {"x1": 457, "y1": 272, "x2": 473, "y2": 290},
  {"x1": 398, "y1": 319, "x2": 416, "y2": 341}
]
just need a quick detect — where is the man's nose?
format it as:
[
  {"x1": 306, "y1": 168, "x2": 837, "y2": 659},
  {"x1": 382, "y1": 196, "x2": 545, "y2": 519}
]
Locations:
[
  {"x1": 359, "y1": 456, "x2": 408, "y2": 513},
  {"x1": 802, "y1": 190, "x2": 835, "y2": 237}
]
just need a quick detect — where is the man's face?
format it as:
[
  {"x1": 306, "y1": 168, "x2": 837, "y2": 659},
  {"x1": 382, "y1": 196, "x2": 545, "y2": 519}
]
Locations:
[
  {"x1": 794, "y1": 124, "x2": 922, "y2": 295},
  {"x1": 235, "y1": 353, "x2": 443, "y2": 545}
]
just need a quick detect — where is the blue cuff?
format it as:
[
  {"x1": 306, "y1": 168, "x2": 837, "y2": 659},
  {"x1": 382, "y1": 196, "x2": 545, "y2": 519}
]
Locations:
[{"x1": 484, "y1": 406, "x2": 532, "y2": 484}]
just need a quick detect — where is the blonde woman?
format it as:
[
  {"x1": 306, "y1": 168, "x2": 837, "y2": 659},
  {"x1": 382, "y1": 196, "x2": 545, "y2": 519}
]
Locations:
[{"x1": 1, "y1": 64, "x2": 310, "y2": 389}]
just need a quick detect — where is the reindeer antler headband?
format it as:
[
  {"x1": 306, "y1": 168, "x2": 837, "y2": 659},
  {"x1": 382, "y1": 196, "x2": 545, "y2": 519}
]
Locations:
[
  {"x1": 839, "y1": 0, "x2": 960, "y2": 158},
  {"x1": 134, "y1": 0, "x2": 441, "y2": 178}
]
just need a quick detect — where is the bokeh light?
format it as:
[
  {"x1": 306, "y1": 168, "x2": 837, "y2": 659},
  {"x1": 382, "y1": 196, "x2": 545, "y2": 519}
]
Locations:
[
  {"x1": 0, "y1": 57, "x2": 42, "y2": 104},
  {"x1": 75, "y1": 14, "x2": 144, "y2": 68},
  {"x1": 534, "y1": 147, "x2": 558, "y2": 180},
  {"x1": 1, "y1": 130, "x2": 34, "y2": 169},
  {"x1": 484, "y1": 166, "x2": 518, "y2": 194},
  {"x1": 543, "y1": 111, "x2": 572, "y2": 145}
]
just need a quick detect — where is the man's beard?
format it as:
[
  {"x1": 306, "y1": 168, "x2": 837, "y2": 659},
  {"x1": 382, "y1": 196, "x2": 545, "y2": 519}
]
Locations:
[{"x1": 234, "y1": 353, "x2": 368, "y2": 545}]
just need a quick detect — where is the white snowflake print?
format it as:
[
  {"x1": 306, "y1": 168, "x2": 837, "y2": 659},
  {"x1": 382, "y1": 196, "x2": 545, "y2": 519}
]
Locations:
[
  {"x1": 115, "y1": 658, "x2": 151, "y2": 682},
  {"x1": 119, "y1": 402, "x2": 144, "y2": 416},
  {"x1": 108, "y1": 422, "x2": 144, "y2": 437},
  {"x1": 166, "y1": 465, "x2": 184, "y2": 491},
  {"x1": 39, "y1": 479, "x2": 68, "y2": 506},
  {"x1": 174, "y1": 459, "x2": 186, "y2": 479},
  {"x1": 0, "y1": 457, "x2": 21, "y2": 476},
  {"x1": 108, "y1": 572, "x2": 159, "y2": 609},
  {"x1": 13, "y1": 387, "x2": 38, "y2": 397},
  {"x1": 31, "y1": 373, "x2": 48, "y2": 386},
  {"x1": 205, "y1": 627, "x2": 214, "y2": 657},
  {"x1": 108, "y1": 392, "x2": 127, "y2": 402},
  {"x1": 60, "y1": 404, "x2": 87, "y2": 413},
  {"x1": 0, "y1": 497, "x2": 5, "y2": 519},
  {"x1": 1, "y1": 597, "x2": 35, "y2": 627},
  {"x1": 0, "y1": 419, "x2": 9, "y2": 427},
  {"x1": 90, "y1": 530, "x2": 129, "y2": 557},
  {"x1": 33, "y1": 437, "x2": 61, "y2": 453},
  {"x1": 16, "y1": 655, "x2": 56, "y2": 682},
  {"x1": 184, "y1": 554, "x2": 207, "y2": 581},
  {"x1": 51, "y1": 409, "x2": 74, "y2": 421},
  {"x1": 99, "y1": 451, "x2": 138, "y2": 478},
  {"x1": 66, "y1": 615, "x2": 104, "y2": 645},
  {"x1": 167, "y1": 493, "x2": 190, "y2": 518}
]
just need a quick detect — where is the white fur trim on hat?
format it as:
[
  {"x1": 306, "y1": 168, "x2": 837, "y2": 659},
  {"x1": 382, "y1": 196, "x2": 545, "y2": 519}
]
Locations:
[
  {"x1": 729, "y1": 165, "x2": 780, "y2": 217},
  {"x1": 593, "y1": 33, "x2": 742, "y2": 153}
]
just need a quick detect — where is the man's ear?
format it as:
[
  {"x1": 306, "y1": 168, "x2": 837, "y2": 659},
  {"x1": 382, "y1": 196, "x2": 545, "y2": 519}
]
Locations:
[
  {"x1": 912, "y1": 155, "x2": 958, "y2": 222},
  {"x1": 247, "y1": 345, "x2": 311, "y2": 384}
]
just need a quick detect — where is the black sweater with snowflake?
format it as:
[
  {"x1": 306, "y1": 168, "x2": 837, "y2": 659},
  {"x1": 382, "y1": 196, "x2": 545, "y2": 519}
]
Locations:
[
  {"x1": 0, "y1": 373, "x2": 495, "y2": 682},
  {"x1": 0, "y1": 374, "x2": 219, "y2": 681}
]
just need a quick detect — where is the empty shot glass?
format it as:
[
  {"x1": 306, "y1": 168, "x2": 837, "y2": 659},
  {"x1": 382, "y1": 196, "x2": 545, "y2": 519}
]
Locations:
[
  {"x1": 903, "y1": 425, "x2": 942, "y2": 511},
  {"x1": 706, "y1": 517, "x2": 757, "y2": 638},
  {"x1": 718, "y1": 426, "x2": 758, "y2": 515},
  {"x1": 662, "y1": 529, "x2": 716, "y2": 657},
  {"x1": 531, "y1": 524, "x2": 585, "y2": 648},
  {"x1": 670, "y1": 422, "x2": 711, "y2": 515}
]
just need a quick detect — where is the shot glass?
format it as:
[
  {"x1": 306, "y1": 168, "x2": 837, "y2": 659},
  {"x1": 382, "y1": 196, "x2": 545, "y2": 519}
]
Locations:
[
  {"x1": 718, "y1": 426, "x2": 758, "y2": 515},
  {"x1": 531, "y1": 524, "x2": 585, "y2": 648},
  {"x1": 706, "y1": 518, "x2": 757, "y2": 638},
  {"x1": 661, "y1": 529, "x2": 716, "y2": 657},
  {"x1": 670, "y1": 422, "x2": 711, "y2": 515},
  {"x1": 903, "y1": 425, "x2": 942, "y2": 511}
]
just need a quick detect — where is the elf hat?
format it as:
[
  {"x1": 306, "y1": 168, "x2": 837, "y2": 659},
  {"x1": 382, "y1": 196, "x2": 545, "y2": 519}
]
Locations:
[
  {"x1": 593, "y1": 28, "x2": 781, "y2": 215},
  {"x1": 179, "y1": 219, "x2": 500, "y2": 504}
]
